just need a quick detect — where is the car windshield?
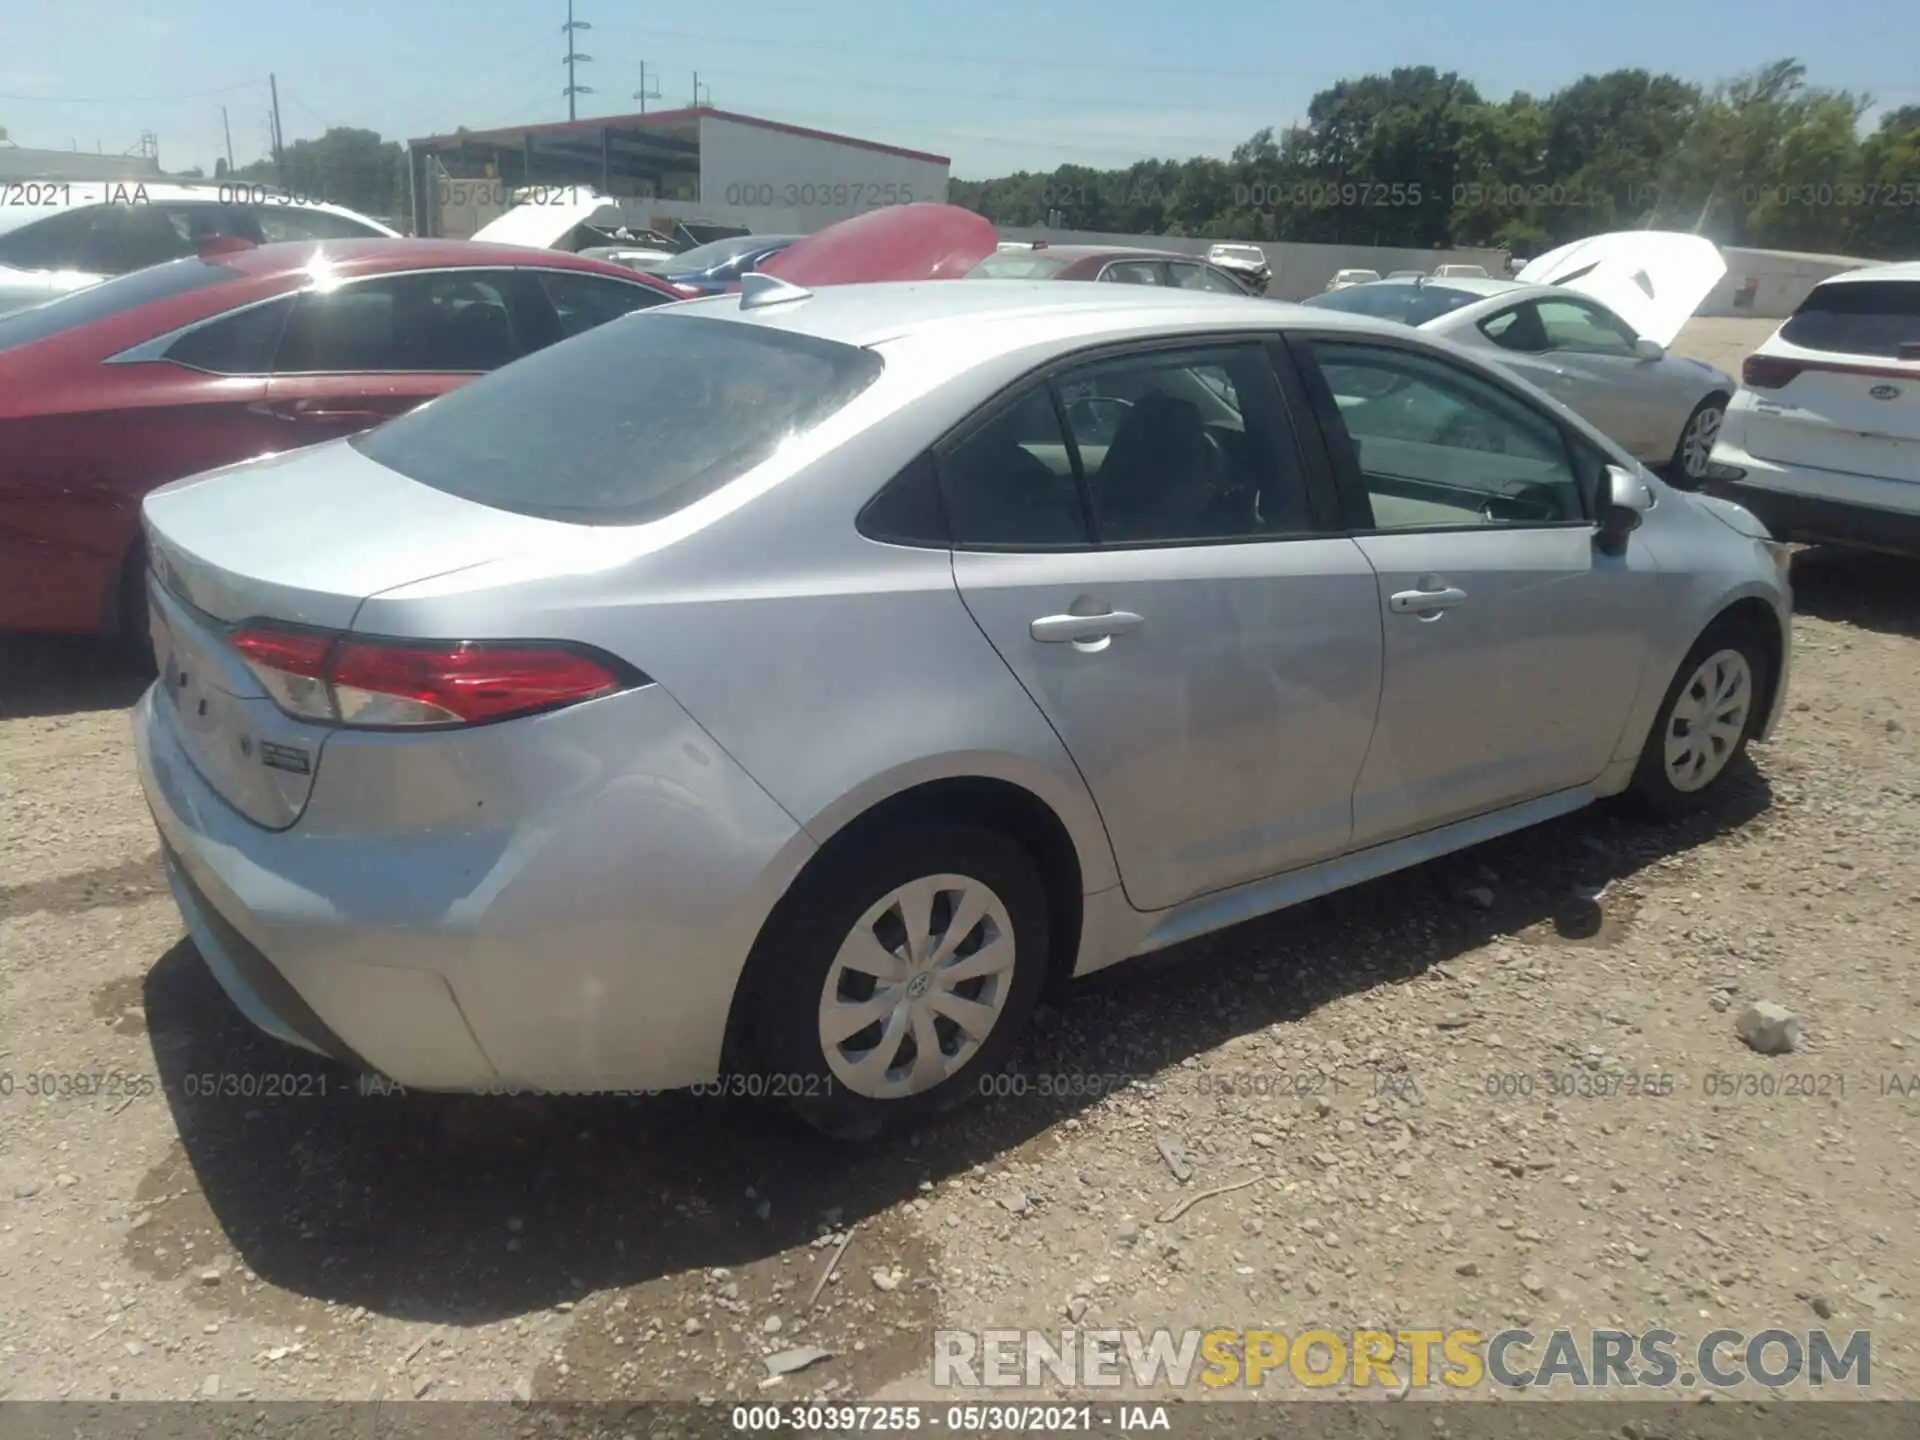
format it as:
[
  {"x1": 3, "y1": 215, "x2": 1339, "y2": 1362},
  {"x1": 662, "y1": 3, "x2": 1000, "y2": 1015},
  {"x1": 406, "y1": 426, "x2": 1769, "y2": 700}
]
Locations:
[
  {"x1": 657, "y1": 235, "x2": 783, "y2": 276},
  {"x1": 352, "y1": 312, "x2": 885, "y2": 524},
  {"x1": 966, "y1": 253, "x2": 1071, "y2": 279},
  {"x1": 1303, "y1": 282, "x2": 1484, "y2": 326},
  {"x1": 1778, "y1": 281, "x2": 1920, "y2": 359},
  {"x1": 0, "y1": 256, "x2": 239, "y2": 353}
]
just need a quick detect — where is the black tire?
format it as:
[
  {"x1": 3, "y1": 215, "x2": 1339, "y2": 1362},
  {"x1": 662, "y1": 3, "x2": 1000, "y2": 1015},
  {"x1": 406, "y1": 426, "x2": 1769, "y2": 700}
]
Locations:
[
  {"x1": 117, "y1": 541, "x2": 157, "y2": 675},
  {"x1": 1664, "y1": 393, "x2": 1729, "y2": 491},
  {"x1": 741, "y1": 822, "x2": 1050, "y2": 1141},
  {"x1": 1627, "y1": 617, "x2": 1770, "y2": 818}
]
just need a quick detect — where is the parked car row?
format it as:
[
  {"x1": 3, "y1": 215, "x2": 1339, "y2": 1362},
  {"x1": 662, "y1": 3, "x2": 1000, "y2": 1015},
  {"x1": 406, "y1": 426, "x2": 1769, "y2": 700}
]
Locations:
[{"x1": 17, "y1": 199, "x2": 1918, "y2": 1139}]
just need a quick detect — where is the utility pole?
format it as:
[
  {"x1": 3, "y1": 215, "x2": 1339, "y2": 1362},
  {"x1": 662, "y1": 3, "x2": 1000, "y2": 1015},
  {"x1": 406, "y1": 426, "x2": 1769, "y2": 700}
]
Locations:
[
  {"x1": 268, "y1": 73, "x2": 285, "y2": 183},
  {"x1": 221, "y1": 106, "x2": 234, "y2": 173},
  {"x1": 562, "y1": 0, "x2": 594, "y2": 122},
  {"x1": 632, "y1": 62, "x2": 661, "y2": 113},
  {"x1": 692, "y1": 71, "x2": 711, "y2": 107}
]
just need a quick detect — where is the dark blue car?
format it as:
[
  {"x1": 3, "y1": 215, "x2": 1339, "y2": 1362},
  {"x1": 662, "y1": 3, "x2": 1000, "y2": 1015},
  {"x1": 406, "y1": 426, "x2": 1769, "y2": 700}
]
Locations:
[{"x1": 650, "y1": 234, "x2": 804, "y2": 296}]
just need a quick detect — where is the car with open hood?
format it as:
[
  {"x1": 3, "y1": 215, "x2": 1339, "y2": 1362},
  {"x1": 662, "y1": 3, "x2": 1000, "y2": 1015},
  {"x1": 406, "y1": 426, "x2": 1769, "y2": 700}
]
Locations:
[
  {"x1": 0, "y1": 182, "x2": 399, "y2": 317},
  {"x1": 964, "y1": 242, "x2": 1257, "y2": 295},
  {"x1": 1704, "y1": 261, "x2": 1920, "y2": 558},
  {"x1": 1302, "y1": 232, "x2": 1735, "y2": 485},
  {"x1": 130, "y1": 234, "x2": 1790, "y2": 1138},
  {"x1": 0, "y1": 237, "x2": 678, "y2": 650}
]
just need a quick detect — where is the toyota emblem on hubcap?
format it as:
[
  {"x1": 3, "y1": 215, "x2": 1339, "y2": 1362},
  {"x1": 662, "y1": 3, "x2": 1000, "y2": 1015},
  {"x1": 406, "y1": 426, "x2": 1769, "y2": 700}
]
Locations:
[
  {"x1": 1869, "y1": 384, "x2": 1901, "y2": 400},
  {"x1": 906, "y1": 972, "x2": 932, "y2": 998}
]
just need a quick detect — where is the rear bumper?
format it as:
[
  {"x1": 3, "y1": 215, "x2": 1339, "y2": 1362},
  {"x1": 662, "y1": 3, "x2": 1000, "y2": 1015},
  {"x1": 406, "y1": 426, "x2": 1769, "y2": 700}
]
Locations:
[
  {"x1": 132, "y1": 680, "x2": 814, "y2": 1093},
  {"x1": 1707, "y1": 440, "x2": 1920, "y2": 557}
]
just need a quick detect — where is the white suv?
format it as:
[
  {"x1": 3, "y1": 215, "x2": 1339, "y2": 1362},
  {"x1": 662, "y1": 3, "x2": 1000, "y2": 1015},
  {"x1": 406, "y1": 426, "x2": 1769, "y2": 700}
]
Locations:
[{"x1": 1707, "y1": 261, "x2": 1920, "y2": 557}]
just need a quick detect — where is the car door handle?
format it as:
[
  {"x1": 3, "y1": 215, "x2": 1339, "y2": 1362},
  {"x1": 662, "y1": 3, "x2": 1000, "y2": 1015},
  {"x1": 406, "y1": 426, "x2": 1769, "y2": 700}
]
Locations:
[
  {"x1": 1030, "y1": 610, "x2": 1145, "y2": 643},
  {"x1": 1388, "y1": 587, "x2": 1468, "y2": 614},
  {"x1": 249, "y1": 399, "x2": 389, "y2": 425}
]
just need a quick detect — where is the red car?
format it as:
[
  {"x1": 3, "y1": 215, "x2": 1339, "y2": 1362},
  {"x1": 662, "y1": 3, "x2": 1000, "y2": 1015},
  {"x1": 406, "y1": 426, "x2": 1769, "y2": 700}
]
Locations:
[{"x1": 0, "y1": 238, "x2": 678, "y2": 647}]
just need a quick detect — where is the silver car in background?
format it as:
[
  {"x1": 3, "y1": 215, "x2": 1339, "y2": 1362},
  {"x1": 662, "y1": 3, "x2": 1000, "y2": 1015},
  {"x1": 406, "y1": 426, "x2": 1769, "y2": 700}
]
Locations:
[
  {"x1": 134, "y1": 277, "x2": 1792, "y2": 1140},
  {"x1": 1305, "y1": 232, "x2": 1736, "y2": 485}
]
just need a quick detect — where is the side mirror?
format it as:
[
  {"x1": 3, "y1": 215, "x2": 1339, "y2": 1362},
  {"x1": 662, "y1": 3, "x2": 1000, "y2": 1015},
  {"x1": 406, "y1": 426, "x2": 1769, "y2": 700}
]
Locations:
[
  {"x1": 1595, "y1": 463, "x2": 1653, "y2": 556},
  {"x1": 1634, "y1": 337, "x2": 1665, "y2": 361}
]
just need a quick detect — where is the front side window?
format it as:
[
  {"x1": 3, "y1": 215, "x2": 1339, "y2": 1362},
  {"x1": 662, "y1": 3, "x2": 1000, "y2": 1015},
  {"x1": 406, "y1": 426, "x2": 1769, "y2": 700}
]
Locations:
[
  {"x1": 537, "y1": 269, "x2": 670, "y2": 340},
  {"x1": 1534, "y1": 297, "x2": 1638, "y2": 355},
  {"x1": 1169, "y1": 264, "x2": 1246, "y2": 295},
  {"x1": 0, "y1": 206, "x2": 112, "y2": 271},
  {"x1": 1305, "y1": 339, "x2": 1585, "y2": 530},
  {"x1": 275, "y1": 271, "x2": 521, "y2": 373},
  {"x1": 352, "y1": 312, "x2": 884, "y2": 524}
]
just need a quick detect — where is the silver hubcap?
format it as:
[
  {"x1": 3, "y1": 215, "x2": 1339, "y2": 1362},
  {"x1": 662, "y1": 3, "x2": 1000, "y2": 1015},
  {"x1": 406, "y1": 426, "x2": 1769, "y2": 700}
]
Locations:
[
  {"x1": 818, "y1": 873, "x2": 1017, "y2": 1100},
  {"x1": 1664, "y1": 648, "x2": 1752, "y2": 791},
  {"x1": 1680, "y1": 405, "x2": 1723, "y2": 479}
]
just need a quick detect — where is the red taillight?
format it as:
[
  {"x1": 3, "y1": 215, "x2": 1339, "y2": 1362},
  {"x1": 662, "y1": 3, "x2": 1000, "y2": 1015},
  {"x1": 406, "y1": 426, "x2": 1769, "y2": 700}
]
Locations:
[
  {"x1": 1742, "y1": 354, "x2": 1803, "y2": 390},
  {"x1": 229, "y1": 624, "x2": 638, "y2": 728}
]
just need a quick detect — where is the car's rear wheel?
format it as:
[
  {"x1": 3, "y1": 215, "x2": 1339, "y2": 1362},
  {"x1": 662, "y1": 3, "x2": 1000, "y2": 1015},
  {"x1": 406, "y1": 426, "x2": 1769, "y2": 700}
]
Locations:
[
  {"x1": 1667, "y1": 394, "x2": 1728, "y2": 489},
  {"x1": 1628, "y1": 619, "x2": 1768, "y2": 817},
  {"x1": 744, "y1": 823, "x2": 1048, "y2": 1140}
]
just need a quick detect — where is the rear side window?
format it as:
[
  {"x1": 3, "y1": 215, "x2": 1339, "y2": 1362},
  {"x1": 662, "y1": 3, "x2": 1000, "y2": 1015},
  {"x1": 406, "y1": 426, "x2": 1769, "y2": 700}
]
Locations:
[
  {"x1": 1780, "y1": 281, "x2": 1920, "y2": 359},
  {"x1": 966, "y1": 253, "x2": 1071, "y2": 280},
  {"x1": 0, "y1": 256, "x2": 238, "y2": 353},
  {"x1": 276, "y1": 272, "x2": 521, "y2": 373},
  {"x1": 352, "y1": 313, "x2": 885, "y2": 524},
  {"x1": 164, "y1": 296, "x2": 293, "y2": 374}
]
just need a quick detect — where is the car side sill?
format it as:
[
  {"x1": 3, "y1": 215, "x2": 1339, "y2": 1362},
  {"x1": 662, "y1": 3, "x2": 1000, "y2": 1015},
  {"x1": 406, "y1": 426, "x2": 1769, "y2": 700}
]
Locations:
[{"x1": 1130, "y1": 786, "x2": 1598, "y2": 958}]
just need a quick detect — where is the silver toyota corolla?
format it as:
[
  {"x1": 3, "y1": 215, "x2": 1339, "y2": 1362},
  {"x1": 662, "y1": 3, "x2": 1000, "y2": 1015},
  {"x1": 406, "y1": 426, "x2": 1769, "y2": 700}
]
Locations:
[{"x1": 133, "y1": 277, "x2": 1793, "y2": 1139}]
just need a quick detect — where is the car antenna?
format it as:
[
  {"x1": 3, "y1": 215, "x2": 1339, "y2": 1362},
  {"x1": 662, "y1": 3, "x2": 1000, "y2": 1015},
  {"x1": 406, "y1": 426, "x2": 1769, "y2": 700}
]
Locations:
[{"x1": 739, "y1": 273, "x2": 813, "y2": 310}]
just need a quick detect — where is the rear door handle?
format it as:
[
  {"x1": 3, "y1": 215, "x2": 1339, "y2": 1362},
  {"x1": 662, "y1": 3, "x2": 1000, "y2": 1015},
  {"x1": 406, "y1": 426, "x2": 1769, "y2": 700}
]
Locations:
[
  {"x1": 1388, "y1": 587, "x2": 1468, "y2": 615},
  {"x1": 1030, "y1": 610, "x2": 1145, "y2": 643},
  {"x1": 250, "y1": 399, "x2": 391, "y2": 426}
]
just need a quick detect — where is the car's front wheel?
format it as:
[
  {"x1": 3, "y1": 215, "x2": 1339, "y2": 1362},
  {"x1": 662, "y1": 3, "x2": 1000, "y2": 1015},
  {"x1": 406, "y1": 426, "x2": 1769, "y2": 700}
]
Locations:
[
  {"x1": 1666, "y1": 394, "x2": 1728, "y2": 489},
  {"x1": 1628, "y1": 619, "x2": 1769, "y2": 816},
  {"x1": 744, "y1": 822, "x2": 1049, "y2": 1140}
]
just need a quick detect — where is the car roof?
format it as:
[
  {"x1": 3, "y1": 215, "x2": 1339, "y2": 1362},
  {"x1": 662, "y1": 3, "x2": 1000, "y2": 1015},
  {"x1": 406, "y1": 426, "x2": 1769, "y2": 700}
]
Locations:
[
  {"x1": 213, "y1": 238, "x2": 674, "y2": 287},
  {"x1": 0, "y1": 181, "x2": 397, "y2": 236},
  {"x1": 669, "y1": 278, "x2": 1399, "y2": 351},
  {"x1": 1818, "y1": 260, "x2": 1920, "y2": 285}
]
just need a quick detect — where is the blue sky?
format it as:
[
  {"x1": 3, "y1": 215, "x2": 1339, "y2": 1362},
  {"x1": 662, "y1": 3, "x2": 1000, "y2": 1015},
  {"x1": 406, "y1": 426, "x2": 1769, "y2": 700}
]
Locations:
[{"x1": 2, "y1": 0, "x2": 1914, "y2": 178}]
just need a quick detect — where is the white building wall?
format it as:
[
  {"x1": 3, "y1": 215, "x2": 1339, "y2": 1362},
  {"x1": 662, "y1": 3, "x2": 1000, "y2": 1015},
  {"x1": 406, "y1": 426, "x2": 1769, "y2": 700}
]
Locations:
[
  {"x1": 1697, "y1": 247, "x2": 1884, "y2": 319},
  {"x1": 697, "y1": 116, "x2": 949, "y2": 233}
]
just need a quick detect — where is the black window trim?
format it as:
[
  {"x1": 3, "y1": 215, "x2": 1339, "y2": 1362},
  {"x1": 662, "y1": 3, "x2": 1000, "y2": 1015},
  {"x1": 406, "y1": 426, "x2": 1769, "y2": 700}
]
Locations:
[
  {"x1": 1280, "y1": 327, "x2": 1605, "y2": 537},
  {"x1": 926, "y1": 330, "x2": 1333, "y2": 554}
]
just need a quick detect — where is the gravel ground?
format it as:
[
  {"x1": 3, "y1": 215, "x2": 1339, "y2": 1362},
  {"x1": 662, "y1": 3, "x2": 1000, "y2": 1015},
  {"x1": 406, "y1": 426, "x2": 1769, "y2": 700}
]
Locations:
[{"x1": 3, "y1": 317, "x2": 1918, "y2": 1406}]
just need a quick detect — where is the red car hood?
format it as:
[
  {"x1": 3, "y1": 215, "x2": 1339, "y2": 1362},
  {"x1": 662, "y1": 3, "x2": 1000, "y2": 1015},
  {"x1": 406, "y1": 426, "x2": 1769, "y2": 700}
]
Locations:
[{"x1": 758, "y1": 204, "x2": 998, "y2": 286}]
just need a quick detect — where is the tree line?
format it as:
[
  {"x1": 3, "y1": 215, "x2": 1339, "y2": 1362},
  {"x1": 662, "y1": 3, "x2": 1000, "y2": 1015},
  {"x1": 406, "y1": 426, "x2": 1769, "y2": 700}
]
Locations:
[{"x1": 949, "y1": 59, "x2": 1920, "y2": 259}]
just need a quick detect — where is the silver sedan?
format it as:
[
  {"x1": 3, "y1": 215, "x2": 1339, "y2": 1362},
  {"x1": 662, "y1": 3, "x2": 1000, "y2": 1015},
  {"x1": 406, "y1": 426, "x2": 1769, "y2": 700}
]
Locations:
[
  {"x1": 1304, "y1": 276, "x2": 1735, "y2": 485},
  {"x1": 133, "y1": 276, "x2": 1791, "y2": 1139}
]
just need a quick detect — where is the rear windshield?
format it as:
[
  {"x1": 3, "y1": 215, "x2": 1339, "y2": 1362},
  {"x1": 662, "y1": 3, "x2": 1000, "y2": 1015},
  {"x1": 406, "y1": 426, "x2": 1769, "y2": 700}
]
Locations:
[
  {"x1": 966, "y1": 254, "x2": 1071, "y2": 280},
  {"x1": 1302, "y1": 282, "x2": 1483, "y2": 326},
  {"x1": 1780, "y1": 281, "x2": 1920, "y2": 359},
  {"x1": 352, "y1": 312, "x2": 885, "y2": 524},
  {"x1": 0, "y1": 256, "x2": 237, "y2": 353}
]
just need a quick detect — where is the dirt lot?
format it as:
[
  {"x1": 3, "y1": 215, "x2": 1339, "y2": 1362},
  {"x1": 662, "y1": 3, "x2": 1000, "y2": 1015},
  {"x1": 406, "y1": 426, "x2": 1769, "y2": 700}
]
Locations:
[{"x1": 3, "y1": 316, "x2": 1918, "y2": 1406}]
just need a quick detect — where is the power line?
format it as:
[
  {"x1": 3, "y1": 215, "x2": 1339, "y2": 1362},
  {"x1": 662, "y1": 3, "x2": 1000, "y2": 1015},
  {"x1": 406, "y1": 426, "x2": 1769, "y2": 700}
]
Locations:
[{"x1": 0, "y1": 79, "x2": 265, "y2": 104}]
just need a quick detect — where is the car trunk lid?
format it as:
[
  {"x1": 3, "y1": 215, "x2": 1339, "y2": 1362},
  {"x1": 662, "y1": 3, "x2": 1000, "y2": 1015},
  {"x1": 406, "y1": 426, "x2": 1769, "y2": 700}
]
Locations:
[
  {"x1": 759, "y1": 203, "x2": 999, "y2": 285},
  {"x1": 1516, "y1": 230, "x2": 1726, "y2": 350},
  {"x1": 141, "y1": 440, "x2": 564, "y2": 828}
]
